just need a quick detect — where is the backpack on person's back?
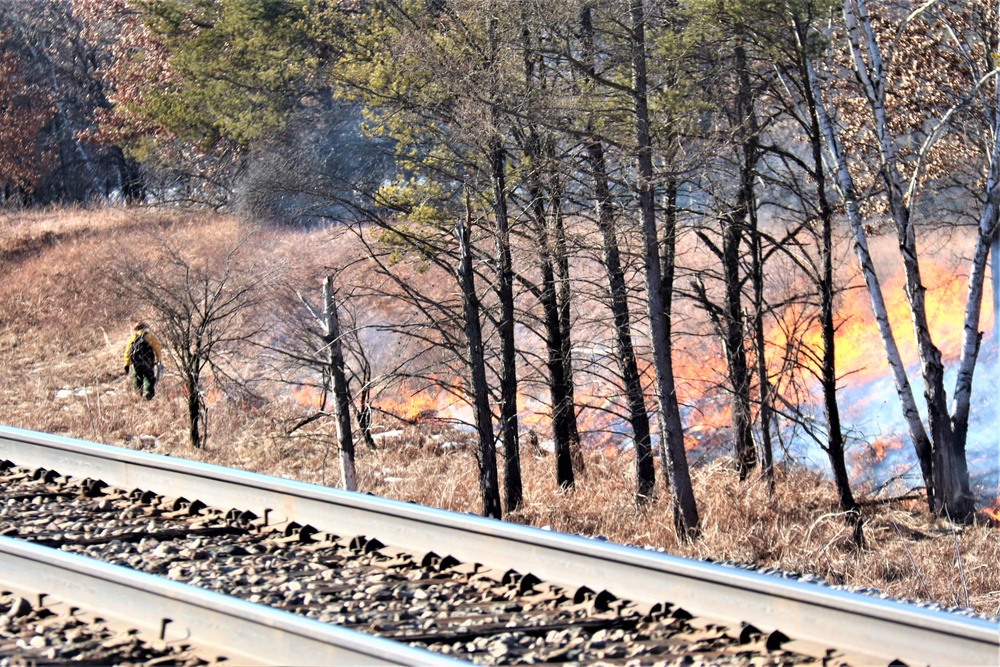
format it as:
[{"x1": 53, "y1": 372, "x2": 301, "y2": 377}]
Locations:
[{"x1": 129, "y1": 333, "x2": 156, "y2": 372}]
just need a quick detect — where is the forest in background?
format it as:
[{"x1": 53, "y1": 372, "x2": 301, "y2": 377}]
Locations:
[{"x1": 1, "y1": 0, "x2": 998, "y2": 546}]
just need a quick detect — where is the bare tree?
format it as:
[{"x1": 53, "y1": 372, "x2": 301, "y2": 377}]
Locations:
[
  {"x1": 292, "y1": 275, "x2": 359, "y2": 492},
  {"x1": 0, "y1": 0, "x2": 119, "y2": 204},
  {"x1": 808, "y1": 0, "x2": 996, "y2": 520},
  {"x1": 458, "y1": 199, "x2": 503, "y2": 519},
  {"x1": 512, "y1": 53, "x2": 580, "y2": 489},
  {"x1": 119, "y1": 231, "x2": 276, "y2": 448},
  {"x1": 784, "y1": 2, "x2": 864, "y2": 545},
  {"x1": 628, "y1": 0, "x2": 699, "y2": 537},
  {"x1": 578, "y1": 3, "x2": 655, "y2": 503}
]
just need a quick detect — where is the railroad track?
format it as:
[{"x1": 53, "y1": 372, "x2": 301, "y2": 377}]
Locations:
[
  {"x1": 0, "y1": 537, "x2": 453, "y2": 666},
  {"x1": 0, "y1": 425, "x2": 996, "y2": 666}
]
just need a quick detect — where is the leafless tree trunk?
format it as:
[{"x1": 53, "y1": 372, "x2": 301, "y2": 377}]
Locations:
[
  {"x1": 688, "y1": 34, "x2": 761, "y2": 482},
  {"x1": 629, "y1": 0, "x2": 699, "y2": 537},
  {"x1": 726, "y1": 41, "x2": 760, "y2": 480},
  {"x1": 833, "y1": 0, "x2": 979, "y2": 519},
  {"x1": 518, "y1": 27, "x2": 578, "y2": 489},
  {"x1": 782, "y1": 21, "x2": 863, "y2": 542},
  {"x1": 950, "y1": 21, "x2": 1000, "y2": 483},
  {"x1": 807, "y1": 0, "x2": 990, "y2": 515},
  {"x1": 585, "y1": 139, "x2": 657, "y2": 502},
  {"x1": 458, "y1": 200, "x2": 503, "y2": 519},
  {"x1": 720, "y1": 210, "x2": 757, "y2": 479},
  {"x1": 580, "y1": 5, "x2": 654, "y2": 502},
  {"x1": 749, "y1": 224, "x2": 774, "y2": 486},
  {"x1": 119, "y1": 232, "x2": 272, "y2": 450},
  {"x1": 549, "y1": 159, "x2": 584, "y2": 476},
  {"x1": 351, "y1": 352, "x2": 377, "y2": 452},
  {"x1": 733, "y1": 35, "x2": 776, "y2": 486},
  {"x1": 488, "y1": 17, "x2": 523, "y2": 511},
  {"x1": 846, "y1": 0, "x2": 956, "y2": 510},
  {"x1": 528, "y1": 172, "x2": 577, "y2": 489},
  {"x1": 320, "y1": 276, "x2": 357, "y2": 492},
  {"x1": 490, "y1": 135, "x2": 523, "y2": 510},
  {"x1": 290, "y1": 277, "x2": 359, "y2": 491},
  {"x1": 809, "y1": 57, "x2": 936, "y2": 509}
]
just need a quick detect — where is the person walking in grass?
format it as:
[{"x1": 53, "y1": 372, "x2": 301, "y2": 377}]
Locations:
[{"x1": 123, "y1": 321, "x2": 163, "y2": 400}]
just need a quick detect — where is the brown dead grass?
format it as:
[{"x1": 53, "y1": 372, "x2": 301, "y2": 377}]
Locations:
[{"x1": 0, "y1": 207, "x2": 997, "y2": 616}]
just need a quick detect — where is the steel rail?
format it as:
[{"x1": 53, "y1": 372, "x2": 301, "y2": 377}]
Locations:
[
  {"x1": 1, "y1": 424, "x2": 997, "y2": 666},
  {"x1": 0, "y1": 536, "x2": 459, "y2": 666}
]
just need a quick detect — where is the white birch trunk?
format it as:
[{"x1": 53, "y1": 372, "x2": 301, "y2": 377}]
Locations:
[
  {"x1": 993, "y1": 231, "x2": 999, "y2": 349},
  {"x1": 844, "y1": 0, "x2": 944, "y2": 396},
  {"x1": 806, "y1": 59, "x2": 934, "y2": 490},
  {"x1": 951, "y1": 136, "x2": 999, "y2": 440},
  {"x1": 951, "y1": 29, "x2": 1000, "y2": 447},
  {"x1": 835, "y1": 0, "x2": 978, "y2": 516}
]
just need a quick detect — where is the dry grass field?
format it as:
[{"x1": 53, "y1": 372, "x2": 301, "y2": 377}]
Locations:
[{"x1": 1, "y1": 207, "x2": 997, "y2": 616}]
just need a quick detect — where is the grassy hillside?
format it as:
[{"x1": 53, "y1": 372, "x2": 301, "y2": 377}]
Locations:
[{"x1": 1, "y1": 207, "x2": 997, "y2": 615}]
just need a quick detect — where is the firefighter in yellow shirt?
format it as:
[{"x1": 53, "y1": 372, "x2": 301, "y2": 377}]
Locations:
[{"x1": 123, "y1": 321, "x2": 164, "y2": 400}]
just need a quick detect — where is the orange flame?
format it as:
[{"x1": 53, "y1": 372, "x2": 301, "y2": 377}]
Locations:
[
  {"x1": 375, "y1": 382, "x2": 473, "y2": 425},
  {"x1": 757, "y1": 251, "x2": 995, "y2": 399},
  {"x1": 292, "y1": 384, "x2": 324, "y2": 409},
  {"x1": 848, "y1": 434, "x2": 907, "y2": 479},
  {"x1": 978, "y1": 498, "x2": 1000, "y2": 528},
  {"x1": 833, "y1": 254, "x2": 994, "y2": 385},
  {"x1": 308, "y1": 247, "x2": 995, "y2": 465}
]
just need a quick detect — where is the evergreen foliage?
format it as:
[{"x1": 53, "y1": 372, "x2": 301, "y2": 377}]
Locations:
[{"x1": 1, "y1": 0, "x2": 994, "y2": 525}]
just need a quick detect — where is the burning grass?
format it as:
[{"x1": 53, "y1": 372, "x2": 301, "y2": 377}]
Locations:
[{"x1": 1, "y1": 207, "x2": 997, "y2": 617}]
